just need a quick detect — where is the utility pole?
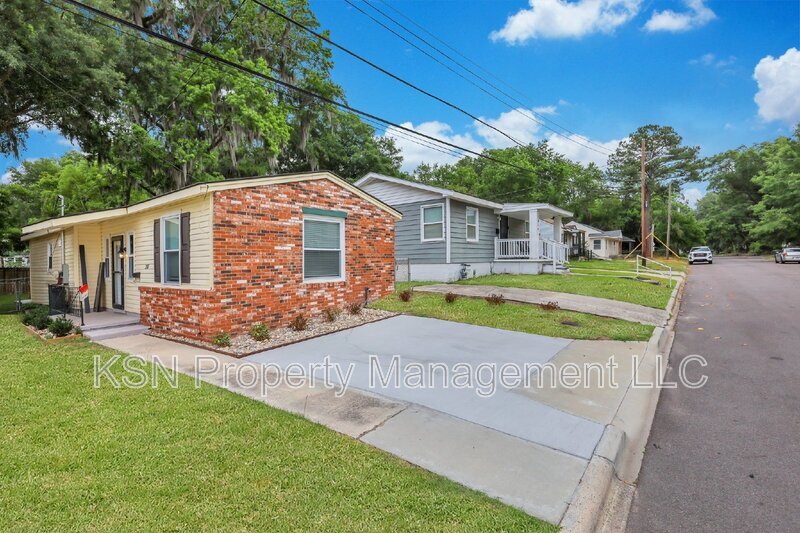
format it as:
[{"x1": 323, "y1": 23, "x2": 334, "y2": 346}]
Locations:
[
  {"x1": 665, "y1": 182, "x2": 672, "y2": 258},
  {"x1": 640, "y1": 139, "x2": 650, "y2": 260}
]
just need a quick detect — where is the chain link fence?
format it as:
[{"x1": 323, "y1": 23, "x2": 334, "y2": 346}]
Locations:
[{"x1": 0, "y1": 276, "x2": 31, "y2": 314}]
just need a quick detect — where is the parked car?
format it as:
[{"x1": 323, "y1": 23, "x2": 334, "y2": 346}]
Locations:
[
  {"x1": 774, "y1": 247, "x2": 800, "y2": 263},
  {"x1": 688, "y1": 246, "x2": 713, "y2": 265}
]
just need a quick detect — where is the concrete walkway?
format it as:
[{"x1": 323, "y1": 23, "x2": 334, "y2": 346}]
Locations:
[
  {"x1": 96, "y1": 317, "x2": 652, "y2": 525},
  {"x1": 416, "y1": 283, "x2": 668, "y2": 326}
]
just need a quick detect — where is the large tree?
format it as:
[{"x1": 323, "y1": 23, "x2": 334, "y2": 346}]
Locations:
[
  {"x1": 412, "y1": 141, "x2": 608, "y2": 223},
  {"x1": 606, "y1": 125, "x2": 702, "y2": 253},
  {"x1": 695, "y1": 146, "x2": 764, "y2": 253},
  {"x1": 0, "y1": 0, "x2": 121, "y2": 157},
  {"x1": 748, "y1": 126, "x2": 800, "y2": 250},
  {"x1": 2, "y1": 0, "x2": 402, "y2": 196}
]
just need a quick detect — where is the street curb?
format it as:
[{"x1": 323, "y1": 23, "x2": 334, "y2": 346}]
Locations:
[{"x1": 560, "y1": 277, "x2": 686, "y2": 532}]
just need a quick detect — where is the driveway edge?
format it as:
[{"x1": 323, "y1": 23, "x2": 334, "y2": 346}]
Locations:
[{"x1": 559, "y1": 277, "x2": 686, "y2": 532}]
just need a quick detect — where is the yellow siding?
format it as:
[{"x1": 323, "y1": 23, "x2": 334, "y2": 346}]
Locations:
[
  {"x1": 96, "y1": 194, "x2": 213, "y2": 314},
  {"x1": 28, "y1": 195, "x2": 213, "y2": 313},
  {"x1": 29, "y1": 229, "x2": 74, "y2": 304}
]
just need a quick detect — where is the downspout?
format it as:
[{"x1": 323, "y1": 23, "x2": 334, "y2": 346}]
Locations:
[
  {"x1": 58, "y1": 195, "x2": 66, "y2": 281},
  {"x1": 445, "y1": 196, "x2": 451, "y2": 264}
]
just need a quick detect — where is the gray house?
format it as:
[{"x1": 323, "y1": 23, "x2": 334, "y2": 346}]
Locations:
[{"x1": 355, "y1": 173, "x2": 573, "y2": 281}]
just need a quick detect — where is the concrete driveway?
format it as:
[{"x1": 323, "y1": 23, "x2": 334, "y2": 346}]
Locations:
[{"x1": 244, "y1": 315, "x2": 604, "y2": 459}]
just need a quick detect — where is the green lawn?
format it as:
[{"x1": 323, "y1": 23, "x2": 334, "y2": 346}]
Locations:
[
  {"x1": 0, "y1": 317, "x2": 552, "y2": 532},
  {"x1": 570, "y1": 258, "x2": 688, "y2": 273},
  {"x1": 373, "y1": 291, "x2": 653, "y2": 341},
  {"x1": 458, "y1": 274, "x2": 673, "y2": 310}
]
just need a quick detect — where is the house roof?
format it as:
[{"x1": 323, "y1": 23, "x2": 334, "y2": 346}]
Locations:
[
  {"x1": 355, "y1": 173, "x2": 574, "y2": 220},
  {"x1": 565, "y1": 221, "x2": 605, "y2": 234},
  {"x1": 355, "y1": 173, "x2": 504, "y2": 210},
  {"x1": 499, "y1": 203, "x2": 573, "y2": 219},
  {"x1": 22, "y1": 171, "x2": 401, "y2": 240},
  {"x1": 566, "y1": 221, "x2": 631, "y2": 241}
]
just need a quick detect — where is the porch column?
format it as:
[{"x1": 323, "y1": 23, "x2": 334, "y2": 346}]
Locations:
[
  {"x1": 529, "y1": 208, "x2": 539, "y2": 260},
  {"x1": 553, "y1": 216, "x2": 563, "y2": 244}
]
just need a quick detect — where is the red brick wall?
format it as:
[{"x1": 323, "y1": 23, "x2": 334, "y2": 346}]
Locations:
[{"x1": 140, "y1": 179, "x2": 396, "y2": 341}]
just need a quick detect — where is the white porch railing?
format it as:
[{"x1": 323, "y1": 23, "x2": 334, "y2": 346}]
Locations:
[
  {"x1": 495, "y1": 238, "x2": 530, "y2": 259},
  {"x1": 494, "y1": 237, "x2": 569, "y2": 265},
  {"x1": 541, "y1": 238, "x2": 569, "y2": 265}
]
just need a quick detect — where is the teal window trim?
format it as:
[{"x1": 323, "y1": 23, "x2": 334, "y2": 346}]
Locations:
[{"x1": 302, "y1": 207, "x2": 347, "y2": 219}]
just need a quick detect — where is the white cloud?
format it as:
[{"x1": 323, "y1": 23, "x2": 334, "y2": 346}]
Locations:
[
  {"x1": 490, "y1": 0, "x2": 641, "y2": 43},
  {"x1": 385, "y1": 121, "x2": 483, "y2": 171},
  {"x1": 1, "y1": 170, "x2": 12, "y2": 184},
  {"x1": 474, "y1": 107, "x2": 544, "y2": 148},
  {"x1": 753, "y1": 48, "x2": 800, "y2": 125},
  {"x1": 644, "y1": 0, "x2": 715, "y2": 32},
  {"x1": 57, "y1": 136, "x2": 81, "y2": 149},
  {"x1": 383, "y1": 105, "x2": 619, "y2": 170},
  {"x1": 546, "y1": 134, "x2": 620, "y2": 167},
  {"x1": 689, "y1": 52, "x2": 735, "y2": 68},
  {"x1": 682, "y1": 187, "x2": 705, "y2": 208},
  {"x1": 533, "y1": 105, "x2": 558, "y2": 115}
]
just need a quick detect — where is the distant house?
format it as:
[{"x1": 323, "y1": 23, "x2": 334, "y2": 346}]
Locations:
[
  {"x1": 563, "y1": 221, "x2": 633, "y2": 259},
  {"x1": 21, "y1": 172, "x2": 400, "y2": 341},
  {"x1": 354, "y1": 173, "x2": 573, "y2": 281}
]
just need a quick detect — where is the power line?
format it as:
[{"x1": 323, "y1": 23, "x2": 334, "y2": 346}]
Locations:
[
  {"x1": 343, "y1": 0, "x2": 613, "y2": 158},
  {"x1": 366, "y1": 0, "x2": 615, "y2": 155},
  {"x1": 50, "y1": 0, "x2": 472, "y2": 168},
  {"x1": 55, "y1": 0, "x2": 554, "y2": 179},
  {"x1": 252, "y1": 0, "x2": 527, "y2": 150},
  {"x1": 48, "y1": 0, "x2": 623, "y2": 208}
]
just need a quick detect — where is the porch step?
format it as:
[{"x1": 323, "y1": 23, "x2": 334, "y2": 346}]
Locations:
[
  {"x1": 84, "y1": 324, "x2": 150, "y2": 341},
  {"x1": 542, "y1": 264, "x2": 571, "y2": 274}
]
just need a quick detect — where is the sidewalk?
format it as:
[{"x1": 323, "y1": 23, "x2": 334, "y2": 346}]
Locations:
[{"x1": 415, "y1": 283, "x2": 668, "y2": 326}]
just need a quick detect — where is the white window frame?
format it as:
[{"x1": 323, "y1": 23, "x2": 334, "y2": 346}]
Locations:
[
  {"x1": 47, "y1": 242, "x2": 53, "y2": 270},
  {"x1": 420, "y1": 203, "x2": 445, "y2": 243},
  {"x1": 465, "y1": 206, "x2": 479, "y2": 242},
  {"x1": 593, "y1": 239, "x2": 602, "y2": 250},
  {"x1": 302, "y1": 214, "x2": 346, "y2": 283},
  {"x1": 127, "y1": 232, "x2": 136, "y2": 280},
  {"x1": 161, "y1": 214, "x2": 181, "y2": 285}
]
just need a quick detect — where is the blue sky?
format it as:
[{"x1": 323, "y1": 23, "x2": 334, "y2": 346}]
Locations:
[{"x1": 4, "y1": 0, "x2": 800, "y2": 206}]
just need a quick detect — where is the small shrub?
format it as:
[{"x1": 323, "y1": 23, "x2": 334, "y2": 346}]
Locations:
[
  {"x1": 213, "y1": 332, "x2": 231, "y2": 347},
  {"x1": 249, "y1": 323, "x2": 270, "y2": 342},
  {"x1": 347, "y1": 302, "x2": 363, "y2": 315},
  {"x1": 398, "y1": 290, "x2": 413, "y2": 302},
  {"x1": 290, "y1": 314, "x2": 308, "y2": 331},
  {"x1": 540, "y1": 301, "x2": 560, "y2": 311},
  {"x1": 323, "y1": 307, "x2": 341, "y2": 322},
  {"x1": 485, "y1": 293, "x2": 505, "y2": 305},
  {"x1": 444, "y1": 292, "x2": 458, "y2": 304},
  {"x1": 48, "y1": 316, "x2": 74, "y2": 337},
  {"x1": 23, "y1": 306, "x2": 52, "y2": 330}
]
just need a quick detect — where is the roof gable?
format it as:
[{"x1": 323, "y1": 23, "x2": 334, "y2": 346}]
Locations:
[
  {"x1": 355, "y1": 173, "x2": 503, "y2": 210},
  {"x1": 22, "y1": 171, "x2": 400, "y2": 238}
]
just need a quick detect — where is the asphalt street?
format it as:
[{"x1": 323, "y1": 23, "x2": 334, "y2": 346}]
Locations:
[{"x1": 627, "y1": 256, "x2": 800, "y2": 532}]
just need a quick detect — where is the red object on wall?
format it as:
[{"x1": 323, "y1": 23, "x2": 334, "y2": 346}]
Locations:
[{"x1": 139, "y1": 179, "x2": 396, "y2": 341}]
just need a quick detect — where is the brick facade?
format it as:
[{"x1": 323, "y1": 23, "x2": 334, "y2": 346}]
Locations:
[{"x1": 140, "y1": 179, "x2": 396, "y2": 341}]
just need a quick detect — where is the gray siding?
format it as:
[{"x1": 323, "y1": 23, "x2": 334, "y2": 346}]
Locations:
[
  {"x1": 360, "y1": 180, "x2": 440, "y2": 205},
  {"x1": 450, "y1": 200, "x2": 497, "y2": 263},
  {"x1": 394, "y1": 200, "x2": 446, "y2": 264}
]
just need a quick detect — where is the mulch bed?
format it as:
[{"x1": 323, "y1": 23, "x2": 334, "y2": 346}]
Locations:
[{"x1": 148, "y1": 308, "x2": 398, "y2": 357}]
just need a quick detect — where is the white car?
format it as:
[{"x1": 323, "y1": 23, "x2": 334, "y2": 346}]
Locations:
[
  {"x1": 688, "y1": 246, "x2": 713, "y2": 265},
  {"x1": 775, "y1": 247, "x2": 800, "y2": 264}
]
